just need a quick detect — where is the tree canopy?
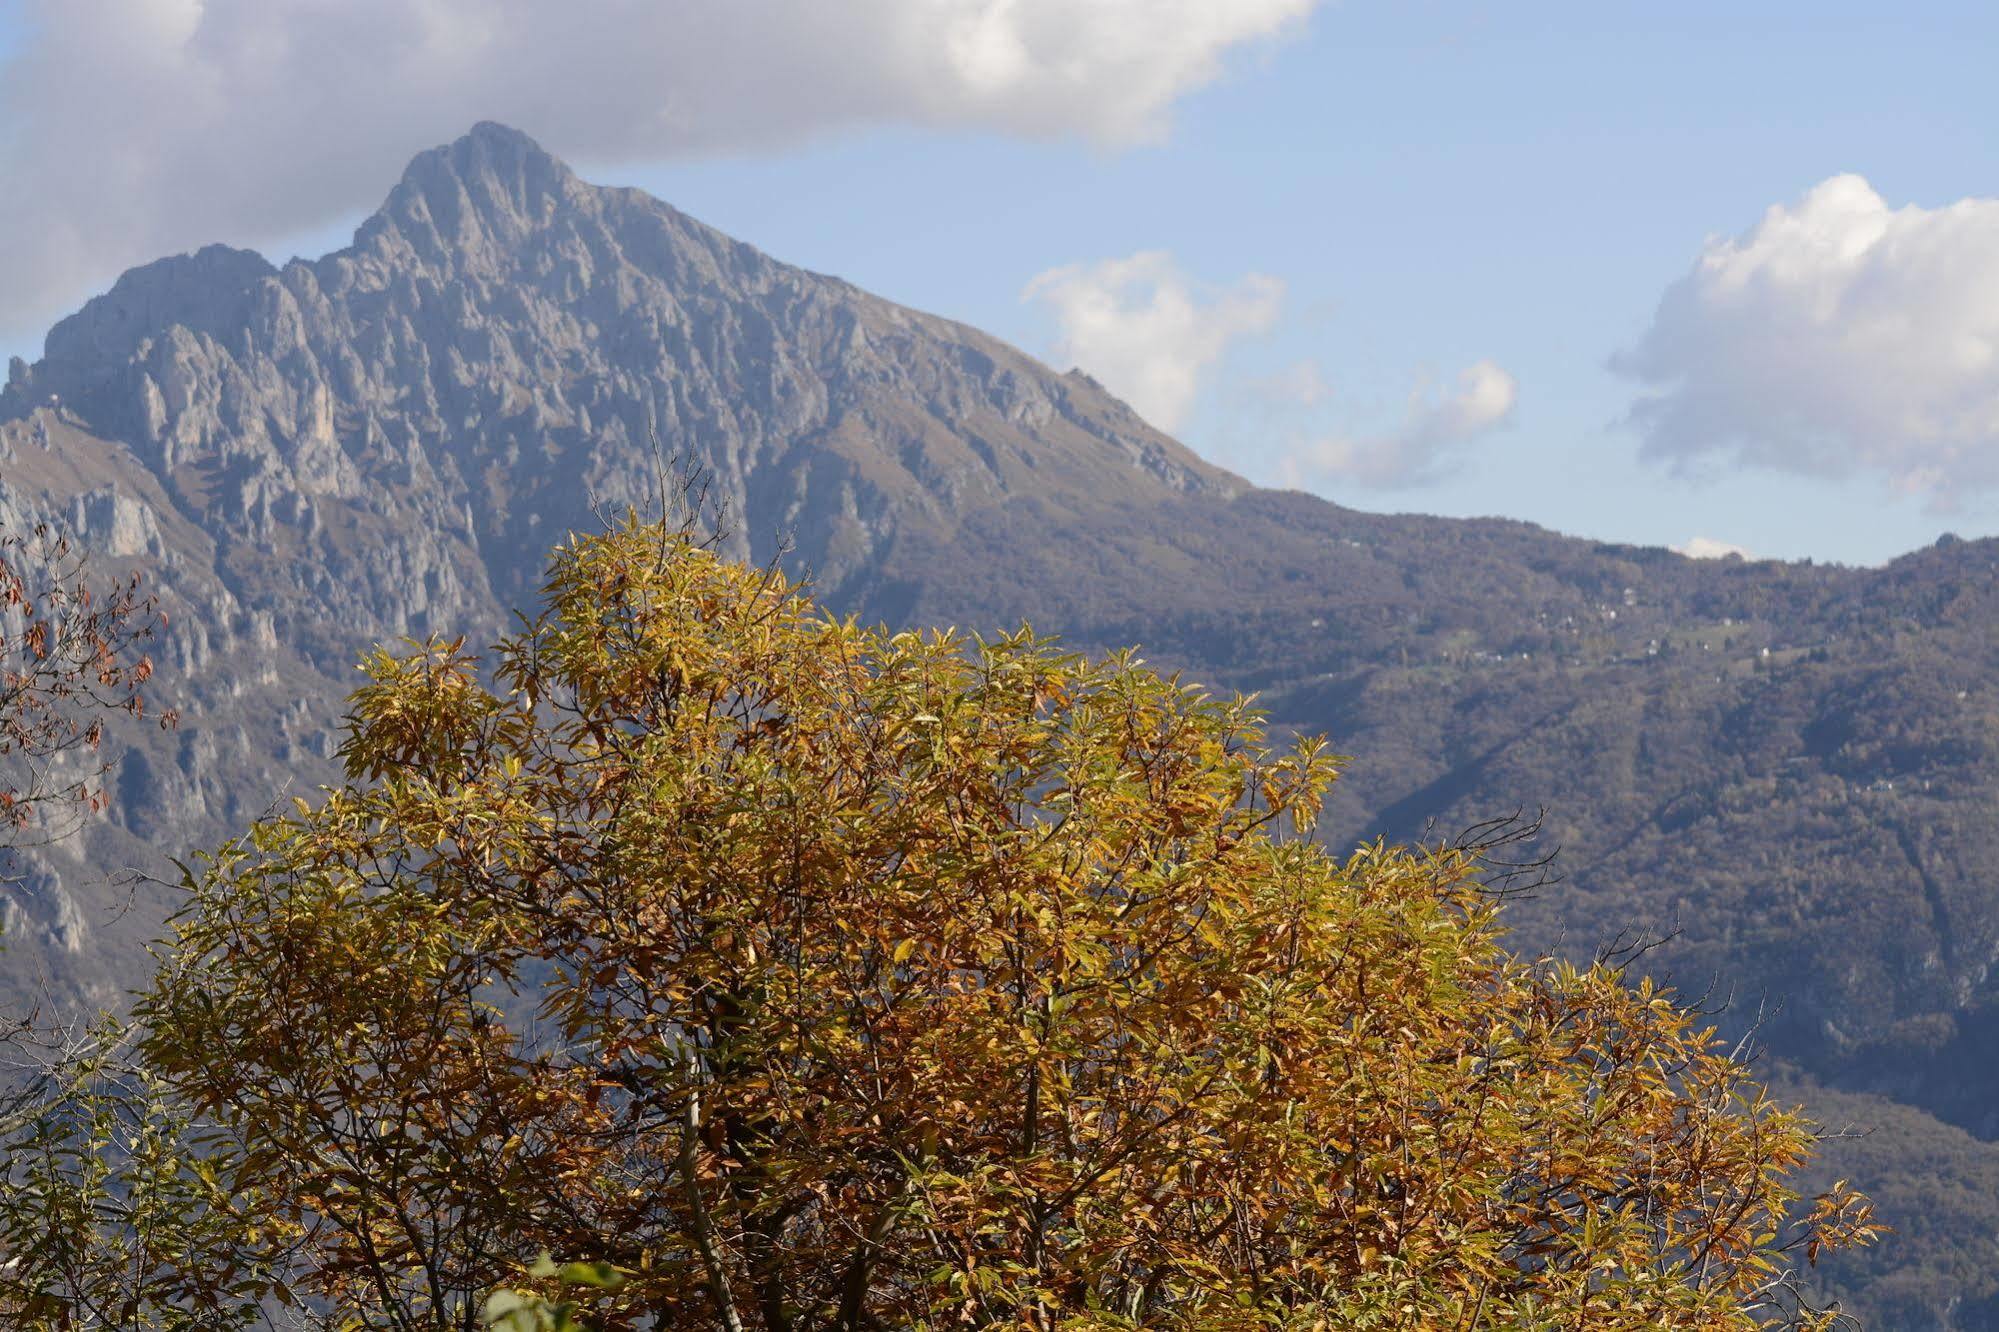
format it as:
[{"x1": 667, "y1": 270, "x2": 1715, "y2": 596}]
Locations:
[{"x1": 6, "y1": 518, "x2": 1876, "y2": 1328}]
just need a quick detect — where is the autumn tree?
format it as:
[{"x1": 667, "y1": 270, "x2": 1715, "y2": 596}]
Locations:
[
  {"x1": 115, "y1": 518, "x2": 1877, "y2": 1329},
  {"x1": 0, "y1": 1022, "x2": 293, "y2": 1330},
  {"x1": 0, "y1": 520, "x2": 210, "y2": 1329},
  {"x1": 0, "y1": 515, "x2": 171, "y2": 1109},
  {"x1": 0, "y1": 517, "x2": 171, "y2": 1084},
  {"x1": 0, "y1": 520, "x2": 169, "y2": 859}
]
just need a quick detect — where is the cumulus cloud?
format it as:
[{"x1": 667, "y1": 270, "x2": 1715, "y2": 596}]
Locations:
[
  {"x1": 1672, "y1": 536, "x2": 1754, "y2": 561},
  {"x1": 1282, "y1": 360, "x2": 1518, "y2": 487},
  {"x1": 1023, "y1": 250, "x2": 1285, "y2": 431},
  {"x1": 1619, "y1": 174, "x2": 1999, "y2": 498},
  {"x1": 0, "y1": 0, "x2": 1318, "y2": 336}
]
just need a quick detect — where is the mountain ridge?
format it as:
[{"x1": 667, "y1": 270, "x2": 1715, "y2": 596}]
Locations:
[
  {"x1": 7, "y1": 122, "x2": 1237, "y2": 654},
  {"x1": 6, "y1": 124, "x2": 1999, "y2": 1326}
]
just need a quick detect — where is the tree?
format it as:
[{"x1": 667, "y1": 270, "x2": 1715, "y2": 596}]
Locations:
[
  {"x1": 0, "y1": 1021, "x2": 289, "y2": 1330},
  {"x1": 0, "y1": 513, "x2": 173, "y2": 1129},
  {"x1": 0, "y1": 520, "x2": 170, "y2": 859},
  {"x1": 0, "y1": 517, "x2": 170, "y2": 1092},
  {"x1": 119, "y1": 518, "x2": 1875, "y2": 1329},
  {"x1": 0, "y1": 520, "x2": 210, "y2": 1330}
]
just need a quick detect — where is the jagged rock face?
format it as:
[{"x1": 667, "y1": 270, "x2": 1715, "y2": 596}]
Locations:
[
  {"x1": 0, "y1": 123, "x2": 1987, "y2": 1061},
  {"x1": 17, "y1": 122, "x2": 1999, "y2": 1322},
  {"x1": 10, "y1": 123, "x2": 1230, "y2": 670},
  {"x1": 0, "y1": 122, "x2": 1237, "y2": 1008}
]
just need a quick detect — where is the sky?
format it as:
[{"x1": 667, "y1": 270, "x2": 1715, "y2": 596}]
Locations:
[{"x1": 3, "y1": 2, "x2": 1998, "y2": 566}]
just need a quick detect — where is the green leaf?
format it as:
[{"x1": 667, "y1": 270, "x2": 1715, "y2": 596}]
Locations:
[{"x1": 558, "y1": 1260, "x2": 626, "y2": 1291}]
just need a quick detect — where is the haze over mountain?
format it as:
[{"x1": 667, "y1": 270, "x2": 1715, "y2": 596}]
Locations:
[{"x1": 5, "y1": 124, "x2": 1999, "y2": 1325}]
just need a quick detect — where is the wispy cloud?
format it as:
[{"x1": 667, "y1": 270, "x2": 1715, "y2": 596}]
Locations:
[
  {"x1": 1023, "y1": 250, "x2": 1285, "y2": 432},
  {"x1": 1281, "y1": 360, "x2": 1518, "y2": 488},
  {"x1": 0, "y1": 0, "x2": 1319, "y2": 336}
]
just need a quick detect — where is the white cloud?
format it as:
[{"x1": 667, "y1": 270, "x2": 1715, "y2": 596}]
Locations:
[
  {"x1": 1023, "y1": 250, "x2": 1285, "y2": 431},
  {"x1": 1619, "y1": 174, "x2": 1999, "y2": 498},
  {"x1": 0, "y1": 0, "x2": 1319, "y2": 336},
  {"x1": 1283, "y1": 359, "x2": 1518, "y2": 487},
  {"x1": 1672, "y1": 536, "x2": 1754, "y2": 561}
]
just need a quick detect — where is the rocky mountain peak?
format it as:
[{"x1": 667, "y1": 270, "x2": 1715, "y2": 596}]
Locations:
[
  {"x1": 8, "y1": 122, "x2": 1235, "y2": 658},
  {"x1": 354, "y1": 122, "x2": 591, "y2": 271},
  {"x1": 37, "y1": 244, "x2": 277, "y2": 375}
]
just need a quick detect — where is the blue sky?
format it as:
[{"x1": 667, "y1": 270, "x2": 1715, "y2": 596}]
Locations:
[{"x1": 5, "y1": 2, "x2": 1998, "y2": 564}]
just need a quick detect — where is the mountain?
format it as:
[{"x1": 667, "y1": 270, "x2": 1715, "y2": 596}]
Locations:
[{"x1": 5, "y1": 123, "x2": 1999, "y2": 1325}]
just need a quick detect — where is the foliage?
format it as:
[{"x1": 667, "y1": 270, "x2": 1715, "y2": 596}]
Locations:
[
  {"x1": 0, "y1": 1023, "x2": 283, "y2": 1329},
  {"x1": 1777, "y1": 1073, "x2": 1999, "y2": 1331},
  {"x1": 0, "y1": 518, "x2": 187, "y2": 1326},
  {"x1": 889, "y1": 499, "x2": 1999, "y2": 1328},
  {"x1": 0, "y1": 520, "x2": 172, "y2": 857},
  {"x1": 484, "y1": 1255, "x2": 627, "y2": 1332},
  {"x1": 126, "y1": 519, "x2": 1877, "y2": 1329}
]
